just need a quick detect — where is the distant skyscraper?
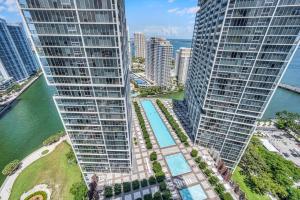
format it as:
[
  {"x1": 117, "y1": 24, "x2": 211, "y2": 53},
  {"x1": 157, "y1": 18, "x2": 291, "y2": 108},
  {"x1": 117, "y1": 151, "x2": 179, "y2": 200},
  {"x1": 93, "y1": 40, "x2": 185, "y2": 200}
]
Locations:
[
  {"x1": 19, "y1": 0, "x2": 132, "y2": 183},
  {"x1": 8, "y1": 24, "x2": 39, "y2": 75},
  {"x1": 146, "y1": 37, "x2": 172, "y2": 88},
  {"x1": 0, "y1": 60, "x2": 14, "y2": 91},
  {"x1": 185, "y1": 0, "x2": 300, "y2": 170},
  {"x1": 175, "y1": 48, "x2": 191, "y2": 85},
  {"x1": 134, "y1": 32, "x2": 146, "y2": 59},
  {"x1": 0, "y1": 18, "x2": 29, "y2": 82}
]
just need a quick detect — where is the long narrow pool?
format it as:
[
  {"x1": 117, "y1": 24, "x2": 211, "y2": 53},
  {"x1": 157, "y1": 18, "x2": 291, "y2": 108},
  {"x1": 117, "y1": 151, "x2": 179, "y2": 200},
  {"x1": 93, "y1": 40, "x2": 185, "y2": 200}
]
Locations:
[{"x1": 141, "y1": 100, "x2": 175, "y2": 148}]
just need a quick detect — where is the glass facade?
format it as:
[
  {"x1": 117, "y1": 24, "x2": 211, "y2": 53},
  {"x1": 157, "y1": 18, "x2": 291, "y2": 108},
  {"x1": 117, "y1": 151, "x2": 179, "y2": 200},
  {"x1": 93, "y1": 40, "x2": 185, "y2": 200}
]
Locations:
[
  {"x1": 0, "y1": 18, "x2": 29, "y2": 82},
  {"x1": 185, "y1": 0, "x2": 300, "y2": 170},
  {"x1": 18, "y1": 0, "x2": 132, "y2": 183},
  {"x1": 8, "y1": 24, "x2": 39, "y2": 75}
]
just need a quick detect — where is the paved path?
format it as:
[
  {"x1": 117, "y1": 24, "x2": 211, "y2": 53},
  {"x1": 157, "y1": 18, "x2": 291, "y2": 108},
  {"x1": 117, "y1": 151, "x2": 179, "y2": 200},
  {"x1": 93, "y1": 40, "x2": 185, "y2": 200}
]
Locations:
[{"x1": 0, "y1": 136, "x2": 68, "y2": 200}]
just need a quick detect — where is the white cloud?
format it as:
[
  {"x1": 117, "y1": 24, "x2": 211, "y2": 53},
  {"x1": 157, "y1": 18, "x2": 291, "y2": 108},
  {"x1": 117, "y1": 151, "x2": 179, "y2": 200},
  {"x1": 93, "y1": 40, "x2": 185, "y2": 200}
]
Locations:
[
  {"x1": 0, "y1": 0, "x2": 18, "y2": 13},
  {"x1": 168, "y1": 0, "x2": 175, "y2": 3},
  {"x1": 141, "y1": 25, "x2": 194, "y2": 38},
  {"x1": 168, "y1": 6, "x2": 199, "y2": 15}
]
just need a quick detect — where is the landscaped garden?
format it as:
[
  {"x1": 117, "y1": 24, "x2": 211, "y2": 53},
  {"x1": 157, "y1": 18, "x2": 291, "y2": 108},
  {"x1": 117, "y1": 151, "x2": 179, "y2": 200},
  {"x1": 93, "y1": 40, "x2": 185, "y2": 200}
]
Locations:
[
  {"x1": 233, "y1": 136, "x2": 300, "y2": 200},
  {"x1": 9, "y1": 142, "x2": 83, "y2": 200}
]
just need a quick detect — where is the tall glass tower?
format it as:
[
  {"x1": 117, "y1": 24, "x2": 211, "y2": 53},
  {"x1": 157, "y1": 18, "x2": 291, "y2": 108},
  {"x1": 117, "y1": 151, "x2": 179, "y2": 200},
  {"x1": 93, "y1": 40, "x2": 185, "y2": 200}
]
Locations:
[
  {"x1": 18, "y1": 0, "x2": 132, "y2": 183},
  {"x1": 185, "y1": 0, "x2": 300, "y2": 170}
]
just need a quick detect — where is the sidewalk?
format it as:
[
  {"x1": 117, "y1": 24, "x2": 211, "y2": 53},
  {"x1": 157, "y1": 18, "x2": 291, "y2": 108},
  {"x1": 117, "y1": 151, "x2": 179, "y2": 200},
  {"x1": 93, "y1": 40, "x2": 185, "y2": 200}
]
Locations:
[{"x1": 0, "y1": 136, "x2": 68, "y2": 200}]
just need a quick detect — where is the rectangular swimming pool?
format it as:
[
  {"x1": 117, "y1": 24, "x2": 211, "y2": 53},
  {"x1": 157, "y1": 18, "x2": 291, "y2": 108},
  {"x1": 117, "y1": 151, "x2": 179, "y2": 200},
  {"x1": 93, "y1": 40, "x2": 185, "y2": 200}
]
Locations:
[
  {"x1": 180, "y1": 184, "x2": 207, "y2": 200},
  {"x1": 165, "y1": 153, "x2": 191, "y2": 176},
  {"x1": 141, "y1": 100, "x2": 176, "y2": 148}
]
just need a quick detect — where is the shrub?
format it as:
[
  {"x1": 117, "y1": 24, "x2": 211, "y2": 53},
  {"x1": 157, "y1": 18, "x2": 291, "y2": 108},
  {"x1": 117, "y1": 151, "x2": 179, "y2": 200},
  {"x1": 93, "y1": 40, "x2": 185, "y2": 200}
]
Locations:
[
  {"x1": 104, "y1": 186, "x2": 113, "y2": 198},
  {"x1": 153, "y1": 192, "x2": 162, "y2": 200},
  {"x1": 221, "y1": 192, "x2": 234, "y2": 200},
  {"x1": 198, "y1": 161, "x2": 207, "y2": 170},
  {"x1": 152, "y1": 161, "x2": 162, "y2": 173},
  {"x1": 2, "y1": 160, "x2": 20, "y2": 176},
  {"x1": 144, "y1": 194, "x2": 153, "y2": 200},
  {"x1": 190, "y1": 149, "x2": 198, "y2": 157},
  {"x1": 41, "y1": 150, "x2": 49, "y2": 155},
  {"x1": 203, "y1": 168, "x2": 213, "y2": 177},
  {"x1": 208, "y1": 176, "x2": 219, "y2": 186},
  {"x1": 42, "y1": 131, "x2": 64, "y2": 146},
  {"x1": 149, "y1": 176, "x2": 157, "y2": 185},
  {"x1": 66, "y1": 150, "x2": 77, "y2": 164},
  {"x1": 122, "y1": 182, "x2": 131, "y2": 193},
  {"x1": 214, "y1": 183, "x2": 225, "y2": 195},
  {"x1": 195, "y1": 157, "x2": 201, "y2": 164},
  {"x1": 162, "y1": 189, "x2": 172, "y2": 200},
  {"x1": 184, "y1": 141, "x2": 190, "y2": 147},
  {"x1": 132, "y1": 180, "x2": 140, "y2": 190},
  {"x1": 141, "y1": 179, "x2": 148, "y2": 187},
  {"x1": 70, "y1": 181, "x2": 88, "y2": 199},
  {"x1": 159, "y1": 181, "x2": 167, "y2": 191},
  {"x1": 146, "y1": 141, "x2": 153, "y2": 149},
  {"x1": 155, "y1": 171, "x2": 166, "y2": 182},
  {"x1": 114, "y1": 183, "x2": 122, "y2": 195},
  {"x1": 150, "y1": 152, "x2": 157, "y2": 161},
  {"x1": 24, "y1": 191, "x2": 47, "y2": 200}
]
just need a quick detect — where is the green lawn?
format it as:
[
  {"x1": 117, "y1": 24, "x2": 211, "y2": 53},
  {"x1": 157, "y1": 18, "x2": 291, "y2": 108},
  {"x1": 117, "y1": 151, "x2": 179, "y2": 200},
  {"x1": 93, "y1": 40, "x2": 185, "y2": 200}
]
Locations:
[
  {"x1": 155, "y1": 91, "x2": 184, "y2": 100},
  {"x1": 9, "y1": 142, "x2": 82, "y2": 200},
  {"x1": 232, "y1": 167, "x2": 270, "y2": 200}
]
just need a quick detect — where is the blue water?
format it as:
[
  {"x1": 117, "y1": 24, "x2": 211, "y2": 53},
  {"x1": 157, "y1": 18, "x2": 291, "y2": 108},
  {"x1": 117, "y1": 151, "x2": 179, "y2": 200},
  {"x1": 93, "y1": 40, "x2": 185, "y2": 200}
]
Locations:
[
  {"x1": 136, "y1": 79, "x2": 146, "y2": 85},
  {"x1": 165, "y1": 153, "x2": 191, "y2": 176},
  {"x1": 141, "y1": 100, "x2": 175, "y2": 148},
  {"x1": 180, "y1": 184, "x2": 208, "y2": 200}
]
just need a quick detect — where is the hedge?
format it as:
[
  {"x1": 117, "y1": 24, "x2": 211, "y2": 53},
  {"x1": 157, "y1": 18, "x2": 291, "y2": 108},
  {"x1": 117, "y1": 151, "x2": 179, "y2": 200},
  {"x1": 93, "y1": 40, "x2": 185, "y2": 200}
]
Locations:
[
  {"x1": 2, "y1": 159, "x2": 21, "y2": 176},
  {"x1": 156, "y1": 100, "x2": 188, "y2": 143},
  {"x1": 190, "y1": 149, "x2": 198, "y2": 157},
  {"x1": 132, "y1": 180, "x2": 140, "y2": 190},
  {"x1": 122, "y1": 182, "x2": 131, "y2": 193},
  {"x1": 114, "y1": 183, "x2": 122, "y2": 195},
  {"x1": 42, "y1": 131, "x2": 65, "y2": 146},
  {"x1": 134, "y1": 102, "x2": 153, "y2": 150},
  {"x1": 104, "y1": 186, "x2": 113, "y2": 198},
  {"x1": 150, "y1": 152, "x2": 157, "y2": 161},
  {"x1": 141, "y1": 179, "x2": 148, "y2": 187},
  {"x1": 24, "y1": 191, "x2": 47, "y2": 200}
]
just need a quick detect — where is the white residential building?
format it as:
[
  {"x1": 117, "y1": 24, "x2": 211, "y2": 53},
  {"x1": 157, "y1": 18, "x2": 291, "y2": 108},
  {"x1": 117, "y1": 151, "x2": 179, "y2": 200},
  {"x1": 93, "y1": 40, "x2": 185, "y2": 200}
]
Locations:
[
  {"x1": 175, "y1": 48, "x2": 191, "y2": 85},
  {"x1": 19, "y1": 0, "x2": 132, "y2": 183},
  {"x1": 134, "y1": 32, "x2": 146, "y2": 59}
]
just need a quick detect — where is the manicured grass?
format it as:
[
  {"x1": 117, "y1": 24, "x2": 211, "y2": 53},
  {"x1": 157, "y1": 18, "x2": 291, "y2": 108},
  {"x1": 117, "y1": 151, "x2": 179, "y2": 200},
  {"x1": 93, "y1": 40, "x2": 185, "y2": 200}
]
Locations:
[
  {"x1": 155, "y1": 91, "x2": 184, "y2": 100},
  {"x1": 232, "y1": 167, "x2": 269, "y2": 200},
  {"x1": 9, "y1": 142, "x2": 82, "y2": 200}
]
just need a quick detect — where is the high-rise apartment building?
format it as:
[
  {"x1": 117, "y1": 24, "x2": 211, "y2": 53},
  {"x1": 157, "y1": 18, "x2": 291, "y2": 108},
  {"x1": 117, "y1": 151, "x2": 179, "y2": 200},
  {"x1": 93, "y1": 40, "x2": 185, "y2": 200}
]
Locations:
[
  {"x1": 146, "y1": 37, "x2": 172, "y2": 88},
  {"x1": 185, "y1": 0, "x2": 300, "y2": 170},
  {"x1": 133, "y1": 32, "x2": 146, "y2": 59},
  {"x1": 18, "y1": 0, "x2": 132, "y2": 183},
  {"x1": 0, "y1": 18, "x2": 29, "y2": 82},
  {"x1": 8, "y1": 24, "x2": 39, "y2": 75},
  {"x1": 175, "y1": 48, "x2": 191, "y2": 85},
  {"x1": 0, "y1": 60, "x2": 14, "y2": 91}
]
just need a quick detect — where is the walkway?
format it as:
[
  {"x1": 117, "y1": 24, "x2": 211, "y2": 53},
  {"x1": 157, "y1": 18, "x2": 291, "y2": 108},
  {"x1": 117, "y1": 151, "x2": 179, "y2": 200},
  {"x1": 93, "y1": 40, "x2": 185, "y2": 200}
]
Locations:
[{"x1": 0, "y1": 136, "x2": 68, "y2": 200}]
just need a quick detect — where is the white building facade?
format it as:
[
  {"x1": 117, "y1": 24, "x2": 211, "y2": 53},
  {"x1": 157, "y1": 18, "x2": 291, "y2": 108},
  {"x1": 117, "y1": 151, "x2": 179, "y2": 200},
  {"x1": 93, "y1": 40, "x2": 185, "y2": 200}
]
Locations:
[
  {"x1": 185, "y1": 0, "x2": 300, "y2": 170},
  {"x1": 133, "y1": 32, "x2": 146, "y2": 59},
  {"x1": 175, "y1": 48, "x2": 191, "y2": 85},
  {"x1": 18, "y1": 0, "x2": 132, "y2": 183}
]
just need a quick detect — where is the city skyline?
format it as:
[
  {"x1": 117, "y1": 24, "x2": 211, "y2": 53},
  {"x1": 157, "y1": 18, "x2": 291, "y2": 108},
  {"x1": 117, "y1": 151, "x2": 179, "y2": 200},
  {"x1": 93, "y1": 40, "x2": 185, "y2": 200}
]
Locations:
[{"x1": 0, "y1": 0, "x2": 198, "y2": 39}]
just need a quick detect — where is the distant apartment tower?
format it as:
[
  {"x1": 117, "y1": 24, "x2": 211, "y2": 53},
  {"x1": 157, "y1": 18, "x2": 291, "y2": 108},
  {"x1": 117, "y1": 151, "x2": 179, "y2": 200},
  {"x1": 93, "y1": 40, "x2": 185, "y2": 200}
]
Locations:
[
  {"x1": 0, "y1": 60, "x2": 14, "y2": 91},
  {"x1": 185, "y1": 0, "x2": 300, "y2": 170},
  {"x1": 175, "y1": 48, "x2": 191, "y2": 85},
  {"x1": 18, "y1": 0, "x2": 132, "y2": 183},
  {"x1": 8, "y1": 24, "x2": 39, "y2": 75},
  {"x1": 134, "y1": 32, "x2": 146, "y2": 59},
  {"x1": 146, "y1": 37, "x2": 172, "y2": 88},
  {"x1": 0, "y1": 18, "x2": 29, "y2": 82}
]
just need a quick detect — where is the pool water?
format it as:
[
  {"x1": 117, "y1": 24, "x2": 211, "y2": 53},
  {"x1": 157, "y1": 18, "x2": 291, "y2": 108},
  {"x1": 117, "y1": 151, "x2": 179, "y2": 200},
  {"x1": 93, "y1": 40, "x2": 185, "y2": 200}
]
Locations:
[
  {"x1": 141, "y1": 100, "x2": 176, "y2": 148},
  {"x1": 180, "y1": 184, "x2": 207, "y2": 200},
  {"x1": 165, "y1": 153, "x2": 191, "y2": 176}
]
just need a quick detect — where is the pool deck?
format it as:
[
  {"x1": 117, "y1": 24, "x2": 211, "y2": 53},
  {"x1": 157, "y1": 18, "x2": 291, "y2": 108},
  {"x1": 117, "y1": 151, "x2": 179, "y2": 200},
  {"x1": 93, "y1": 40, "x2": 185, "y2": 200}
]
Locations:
[{"x1": 138, "y1": 99, "x2": 218, "y2": 200}]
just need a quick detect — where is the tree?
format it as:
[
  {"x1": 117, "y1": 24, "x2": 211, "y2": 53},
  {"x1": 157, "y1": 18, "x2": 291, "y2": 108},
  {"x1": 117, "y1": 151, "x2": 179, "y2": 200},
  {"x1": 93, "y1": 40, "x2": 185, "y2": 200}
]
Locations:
[
  {"x1": 195, "y1": 156, "x2": 201, "y2": 163},
  {"x1": 162, "y1": 190, "x2": 171, "y2": 200},
  {"x1": 208, "y1": 176, "x2": 219, "y2": 186},
  {"x1": 2, "y1": 160, "x2": 20, "y2": 176},
  {"x1": 287, "y1": 188, "x2": 300, "y2": 200},
  {"x1": 152, "y1": 161, "x2": 162, "y2": 173},
  {"x1": 149, "y1": 176, "x2": 157, "y2": 185},
  {"x1": 159, "y1": 181, "x2": 167, "y2": 191},
  {"x1": 132, "y1": 180, "x2": 140, "y2": 190},
  {"x1": 150, "y1": 152, "x2": 157, "y2": 161},
  {"x1": 153, "y1": 192, "x2": 162, "y2": 200},
  {"x1": 144, "y1": 194, "x2": 152, "y2": 200},
  {"x1": 155, "y1": 171, "x2": 166, "y2": 182},
  {"x1": 190, "y1": 149, "x2": 198, "y2": 157},
  {"x1": 70, "y1": 181, "x2": 88, "y2": 200},
  {"x1": 141, "y1": 179, "x2": 148, "y2": 187},
  {"x1": 114, "y1": 183, "x2": 122, "y2": 195},
  {"x1": 104, "y1": 186, "x2": 113, "y2": 198},
  {"x1": 198, "y1": 161, "x2": 207, "y2": 170},
  {"x1": 66, "y1": 150, "x2": 77, "y2": 164},
  {"x1": 123, "y1": 182, "x2": 131, "y2": 193}
]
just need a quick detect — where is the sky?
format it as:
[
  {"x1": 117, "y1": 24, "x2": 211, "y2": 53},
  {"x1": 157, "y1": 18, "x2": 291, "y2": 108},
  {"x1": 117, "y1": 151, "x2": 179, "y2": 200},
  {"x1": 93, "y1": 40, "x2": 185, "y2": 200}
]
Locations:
[{"x1": 0, "y1": 0, "x2": 198, "y2": 39}]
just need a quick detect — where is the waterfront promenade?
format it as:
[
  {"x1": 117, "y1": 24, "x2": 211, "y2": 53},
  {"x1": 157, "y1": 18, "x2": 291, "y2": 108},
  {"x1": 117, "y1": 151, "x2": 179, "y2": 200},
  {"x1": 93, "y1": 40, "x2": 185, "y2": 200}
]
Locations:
[
  {"x1": 0, "y1": 136, "x2": 68, "y2": 200},
  {"x1": 278, "y1": 83, "x2": 300, "y2": 94}
]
